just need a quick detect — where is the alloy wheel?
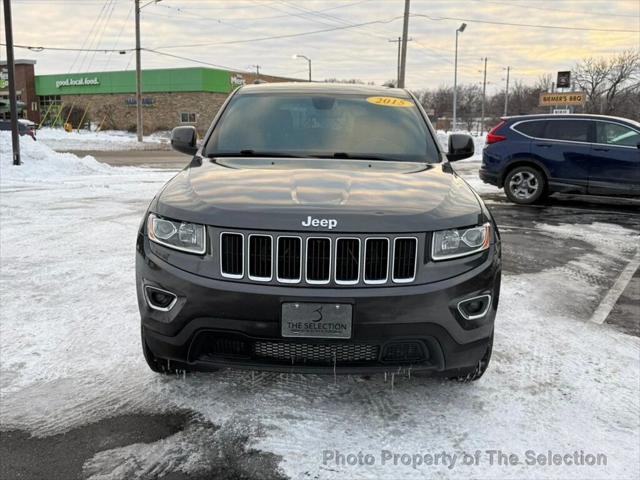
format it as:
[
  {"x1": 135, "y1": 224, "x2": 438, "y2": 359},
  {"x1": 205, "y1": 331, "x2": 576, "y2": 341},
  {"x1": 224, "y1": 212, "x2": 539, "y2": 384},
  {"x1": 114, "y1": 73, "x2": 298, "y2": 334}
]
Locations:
[{"x1": 508, "y1": 171, "x2": 539, "y2": 200}]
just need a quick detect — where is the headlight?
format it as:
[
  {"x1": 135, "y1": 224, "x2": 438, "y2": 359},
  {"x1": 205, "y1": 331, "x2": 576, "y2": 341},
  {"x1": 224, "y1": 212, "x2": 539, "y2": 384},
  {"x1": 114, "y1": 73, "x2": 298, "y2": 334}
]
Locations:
[
  {"x1": 432, "y1": 223, "x2": 491, "y2": 260},
  {"x1": 147, "y1": 213, "x2": 206, "y2": 254}
]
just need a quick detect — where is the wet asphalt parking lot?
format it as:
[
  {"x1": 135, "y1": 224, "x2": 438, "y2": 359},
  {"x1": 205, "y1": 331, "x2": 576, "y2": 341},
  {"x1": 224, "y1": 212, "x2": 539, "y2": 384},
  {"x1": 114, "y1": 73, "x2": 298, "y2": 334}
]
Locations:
[{"x1": 1, "y1": 151, "x2": 638, "y2": 479}]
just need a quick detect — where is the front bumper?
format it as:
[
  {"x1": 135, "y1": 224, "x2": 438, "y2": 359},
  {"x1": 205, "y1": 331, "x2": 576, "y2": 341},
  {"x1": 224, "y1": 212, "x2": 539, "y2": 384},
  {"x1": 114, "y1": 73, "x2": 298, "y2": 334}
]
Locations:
[{"x1": 136, "y1": 235, "x2": 501, "y2": 374}]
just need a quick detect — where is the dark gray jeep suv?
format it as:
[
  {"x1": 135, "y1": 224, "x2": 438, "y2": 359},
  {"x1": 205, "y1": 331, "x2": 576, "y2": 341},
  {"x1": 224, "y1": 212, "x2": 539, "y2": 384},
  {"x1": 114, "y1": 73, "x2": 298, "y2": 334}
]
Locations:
[{"x1": 136, "y1": 83, "x2": 501, "y2": 381}]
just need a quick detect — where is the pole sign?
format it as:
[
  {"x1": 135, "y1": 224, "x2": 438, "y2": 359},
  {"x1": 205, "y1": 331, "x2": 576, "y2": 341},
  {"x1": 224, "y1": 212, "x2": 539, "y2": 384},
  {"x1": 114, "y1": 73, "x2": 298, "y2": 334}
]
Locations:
[
  {"x1": 539, "y1": 92, "x2": 586, "y2": 107},
  {"x1": 0, "y1": 69, "x2": 8, "y2": 89},
  {"x1": 556, "y1": 71, "x2": 571, "y2": 89}
]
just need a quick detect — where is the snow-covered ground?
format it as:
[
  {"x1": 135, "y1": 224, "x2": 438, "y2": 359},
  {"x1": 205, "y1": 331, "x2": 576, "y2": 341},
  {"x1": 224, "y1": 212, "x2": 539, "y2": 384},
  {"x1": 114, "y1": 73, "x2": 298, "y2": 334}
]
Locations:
[
  {"x1": 1, "y1": 134, "x2": 639, "y2": 479},
  {"x1": 34, "y1": 127, "x2": 170, "y2": 152}
]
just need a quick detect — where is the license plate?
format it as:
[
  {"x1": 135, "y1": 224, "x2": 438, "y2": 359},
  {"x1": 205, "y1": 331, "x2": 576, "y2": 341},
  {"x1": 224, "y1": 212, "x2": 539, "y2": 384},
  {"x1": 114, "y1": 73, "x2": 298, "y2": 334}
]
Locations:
[{"x1": 281, "y1": 303, "x2": 352, "y2": 339}]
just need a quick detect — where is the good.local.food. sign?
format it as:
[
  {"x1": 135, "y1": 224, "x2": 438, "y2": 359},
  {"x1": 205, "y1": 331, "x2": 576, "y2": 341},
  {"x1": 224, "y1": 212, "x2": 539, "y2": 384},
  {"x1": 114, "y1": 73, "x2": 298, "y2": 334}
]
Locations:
[{"x1": 55, "y1": 76, "x2": 100, "y2": 88}]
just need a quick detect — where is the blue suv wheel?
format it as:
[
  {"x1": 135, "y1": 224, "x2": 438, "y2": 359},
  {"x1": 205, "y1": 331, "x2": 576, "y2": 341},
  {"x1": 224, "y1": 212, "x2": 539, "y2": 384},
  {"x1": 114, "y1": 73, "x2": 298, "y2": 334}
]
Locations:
[{"x1": 504, "y1": 165, "x2": 547, "y2": 204}]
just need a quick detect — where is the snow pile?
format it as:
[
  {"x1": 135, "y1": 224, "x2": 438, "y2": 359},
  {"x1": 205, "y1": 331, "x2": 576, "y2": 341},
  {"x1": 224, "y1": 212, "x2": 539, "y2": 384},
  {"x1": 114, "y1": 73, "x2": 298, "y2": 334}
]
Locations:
[
  {"x1": 0, "y1": 132, "x2": 114, "y2": 181},
  {"x1": 36, "y1": 127, "x2": 169, "y2": 152}
]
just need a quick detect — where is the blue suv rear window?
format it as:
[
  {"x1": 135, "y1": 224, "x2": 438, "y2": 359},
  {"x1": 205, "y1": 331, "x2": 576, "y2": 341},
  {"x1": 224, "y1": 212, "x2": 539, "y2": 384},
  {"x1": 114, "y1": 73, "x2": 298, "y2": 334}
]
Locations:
[{"x1": 513, "y1": 120, "x2": 546, "y2": 138}]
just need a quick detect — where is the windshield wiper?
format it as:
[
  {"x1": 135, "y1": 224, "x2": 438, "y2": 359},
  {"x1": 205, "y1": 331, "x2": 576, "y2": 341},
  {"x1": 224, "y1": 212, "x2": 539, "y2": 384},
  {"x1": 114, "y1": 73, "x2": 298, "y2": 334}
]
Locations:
[{"x1": 208, "y1": 150, "x2": 302, "y2": 158}]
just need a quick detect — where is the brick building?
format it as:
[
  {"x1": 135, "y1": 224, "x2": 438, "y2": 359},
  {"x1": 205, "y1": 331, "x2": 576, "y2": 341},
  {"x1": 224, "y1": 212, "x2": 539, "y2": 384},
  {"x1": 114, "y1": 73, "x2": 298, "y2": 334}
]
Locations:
[
  {"x1": 0, "y1": 59, "x2": 39, "y2": 121},
  {"x1": 7, "y1": 63, "x2": 295, "y2": 133}
]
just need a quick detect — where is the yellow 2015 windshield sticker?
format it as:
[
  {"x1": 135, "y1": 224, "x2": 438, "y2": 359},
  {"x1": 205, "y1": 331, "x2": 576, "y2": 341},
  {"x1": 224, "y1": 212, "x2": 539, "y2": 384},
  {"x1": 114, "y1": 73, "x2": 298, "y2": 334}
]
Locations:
[{"x1": 366, "y1": 96, "x2": 414, "y2": 107}]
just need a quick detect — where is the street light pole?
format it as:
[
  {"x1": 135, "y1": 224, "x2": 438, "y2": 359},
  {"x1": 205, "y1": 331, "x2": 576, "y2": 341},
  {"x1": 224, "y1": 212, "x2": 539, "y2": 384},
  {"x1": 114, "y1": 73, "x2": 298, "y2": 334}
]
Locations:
[
  {"x1": 452, "y1": 22, "x2": 466, "y2": 132},
  {"x1": 480, "y1": 57, "x2": 488, "y2": 134},
  {"x1": 293, "y1": 55, "x2": 312, "y2": 82},
  {"x1": 3, "y1": 0, "x2": 21, "y2": 165},
  {"x1": 503, "y1": 66, "x2": 511, "y2": 116},
  {"x1": 397, "y1": 0, "x2": 410, "y2": 88},
  {"x1": 251, "y1": 64, "x2": 261, "y2": 81}
]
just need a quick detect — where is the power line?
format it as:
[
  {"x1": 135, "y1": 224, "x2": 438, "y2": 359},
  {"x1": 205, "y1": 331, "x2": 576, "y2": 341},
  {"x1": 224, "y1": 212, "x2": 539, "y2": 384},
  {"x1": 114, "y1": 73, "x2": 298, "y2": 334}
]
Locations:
[
  {"x1": 68, "y1": 0, "x2": 110, "y2": 72},
  {"x1": 103, "y1": 3, "x2": 134, "y2": 70},
  {"x1": 1, "y1": 43, "x2": 135, "y2": 52},
  {"x1": 82, "y1": 0, "x2": 118, "y2": 72},
  {"x1": 151, "y1": 15, "x2": 404, "y2": 49},
  {"x1": 411, "y1": 13, "x2": 639, "y2": 33},
  {"x1": 142, "y1": 48, "x2": 248, "y2": 72},
  {"x1": 469, "y1": 0, "x2": 636, "y2": 19}
]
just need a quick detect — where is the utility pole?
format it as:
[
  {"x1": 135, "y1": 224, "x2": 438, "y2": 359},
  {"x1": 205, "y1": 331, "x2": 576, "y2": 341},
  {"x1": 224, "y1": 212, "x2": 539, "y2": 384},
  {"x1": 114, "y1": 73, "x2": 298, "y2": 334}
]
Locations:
[
  {"x1": 389, "y1": 37, "x2": 412, "y2": 87},
  {"x1": 452, "y1": 23, "x2": 467, "y2": 132},
  {"x1": 135, "y1": 0, "x2": 143, "y2": 142},
  {"x1": 503, "y1": 65, "x2": 510, "y2": 116},
  {"x1": 3, "y1": 0, "x2": 20, "y2": 165},
  {"x1": 252, "y1": 64, "x2": 261, "y2": 81},
  {"x1": 480, "y1": 57, "x2": 488, "y2": 134},
  {"x1": 398, "y1": 0, "x2": 410, "y2": 88},
  {"x1": 389, "y1": 37, "x2": 401, "y2": 86}
]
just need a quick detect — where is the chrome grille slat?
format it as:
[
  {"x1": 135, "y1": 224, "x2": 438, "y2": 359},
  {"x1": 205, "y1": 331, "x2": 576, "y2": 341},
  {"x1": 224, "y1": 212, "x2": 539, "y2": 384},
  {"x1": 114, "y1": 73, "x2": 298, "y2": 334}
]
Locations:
[
  {"x1": 335, "y1": 238, "x2": 360, "y2": 284},
  {"x1": 364, "y1": 238, "x2": 389, "y2": 284},
  {"x1": 220, "y1": 232, "x2": 244, "y2": 278},
  {"x1": 218, "y1": 231, "x2": 418, "y2": 286},
  {"x1": 306, "y1": 237, "x2": 331, "y2": 284},
  {"x1": 248, "y1": 234, "x2": 272, "y2": 281},
  {"x1": 392, "y1": 237, "x2": 418, "y2": 283},
  {"x1": 277, "y1": 236, "x2": 302, "y2": 283}
]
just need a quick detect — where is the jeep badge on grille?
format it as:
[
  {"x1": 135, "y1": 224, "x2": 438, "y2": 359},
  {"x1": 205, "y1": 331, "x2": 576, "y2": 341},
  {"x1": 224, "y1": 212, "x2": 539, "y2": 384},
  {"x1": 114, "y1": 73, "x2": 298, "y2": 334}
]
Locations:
[{"x1": 301, "y1": 216, "x2": 338, "y2": 230}]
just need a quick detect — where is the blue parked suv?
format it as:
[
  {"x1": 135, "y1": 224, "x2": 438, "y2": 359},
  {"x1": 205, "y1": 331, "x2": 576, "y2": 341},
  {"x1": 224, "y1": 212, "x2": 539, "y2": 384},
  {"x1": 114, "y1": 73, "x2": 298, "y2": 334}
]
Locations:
[{"x1": 480, "y1": 114, "x2": 640, "y2": 204}]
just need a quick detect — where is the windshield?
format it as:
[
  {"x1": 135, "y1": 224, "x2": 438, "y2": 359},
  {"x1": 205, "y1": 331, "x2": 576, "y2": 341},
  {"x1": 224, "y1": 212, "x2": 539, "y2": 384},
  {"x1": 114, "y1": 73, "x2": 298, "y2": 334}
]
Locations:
[{"x1": 205, "y1": 92, "x2": 441, "y2": 162}]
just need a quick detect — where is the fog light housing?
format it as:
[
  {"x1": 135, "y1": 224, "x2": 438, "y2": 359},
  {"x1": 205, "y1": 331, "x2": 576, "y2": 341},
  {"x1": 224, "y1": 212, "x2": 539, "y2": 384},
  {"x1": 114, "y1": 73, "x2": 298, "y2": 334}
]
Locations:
[
  {"x1": 457, "y1": 294, "x2": 491, "y2": 320},
  {"x1": 144, "y1": 285, "x2": 178, "y2": 311}
]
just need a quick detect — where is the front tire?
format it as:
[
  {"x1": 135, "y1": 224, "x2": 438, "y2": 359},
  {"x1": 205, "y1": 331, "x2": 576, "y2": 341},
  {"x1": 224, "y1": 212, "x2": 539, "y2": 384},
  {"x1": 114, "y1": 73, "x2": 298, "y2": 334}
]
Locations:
[{"x1": 504, "y1": 166, "x2": 546, "y2": 204}]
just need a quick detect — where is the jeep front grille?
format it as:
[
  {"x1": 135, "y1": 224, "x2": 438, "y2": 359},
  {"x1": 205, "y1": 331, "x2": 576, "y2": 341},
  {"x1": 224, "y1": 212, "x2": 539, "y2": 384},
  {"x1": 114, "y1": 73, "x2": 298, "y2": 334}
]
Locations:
[{"x1": 216, "y1": 230, "x2": 419, "y2": 287}]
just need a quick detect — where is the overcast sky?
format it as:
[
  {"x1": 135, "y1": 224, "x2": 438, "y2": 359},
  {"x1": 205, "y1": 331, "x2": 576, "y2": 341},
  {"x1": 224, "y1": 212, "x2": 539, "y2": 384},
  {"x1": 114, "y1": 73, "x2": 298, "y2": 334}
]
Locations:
[{"x1": 3, "y1": 0, "x2": 639, "y2": 93}]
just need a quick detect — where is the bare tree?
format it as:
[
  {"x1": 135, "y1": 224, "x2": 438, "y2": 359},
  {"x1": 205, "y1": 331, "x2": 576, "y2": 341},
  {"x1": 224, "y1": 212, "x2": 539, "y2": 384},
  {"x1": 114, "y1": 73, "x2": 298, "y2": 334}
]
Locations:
[
  {"x1": 535, "y1": 73, "x2": 553, "y2": 92},
  {"x1": 573, "y1": 49, "x2": 640, "y2": 118}
]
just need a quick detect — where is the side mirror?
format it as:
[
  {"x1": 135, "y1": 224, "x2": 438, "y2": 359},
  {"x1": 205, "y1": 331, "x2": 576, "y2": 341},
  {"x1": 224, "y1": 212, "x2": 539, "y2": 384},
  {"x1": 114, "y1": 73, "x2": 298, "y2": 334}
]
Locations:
[
  {"x1": 171, "y1": 126, "x2": 198, "y2": 156},
  {"x1": 447, "y1": 133, "x2": 475, "y2": 161}
]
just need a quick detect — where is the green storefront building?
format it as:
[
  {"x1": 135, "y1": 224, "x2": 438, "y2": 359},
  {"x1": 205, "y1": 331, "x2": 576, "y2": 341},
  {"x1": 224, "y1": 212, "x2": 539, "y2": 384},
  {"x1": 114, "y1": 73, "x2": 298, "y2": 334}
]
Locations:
[{"x1": 34, "y1": 66, "x2": 290, "y2": 133}]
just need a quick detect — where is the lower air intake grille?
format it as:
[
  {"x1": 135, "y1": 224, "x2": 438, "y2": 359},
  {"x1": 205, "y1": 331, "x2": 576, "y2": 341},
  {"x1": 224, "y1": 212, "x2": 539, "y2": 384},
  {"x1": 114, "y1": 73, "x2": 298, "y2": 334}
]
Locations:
[{"x1": 254, "y1": 341, "x2": 380, "y2": 365}]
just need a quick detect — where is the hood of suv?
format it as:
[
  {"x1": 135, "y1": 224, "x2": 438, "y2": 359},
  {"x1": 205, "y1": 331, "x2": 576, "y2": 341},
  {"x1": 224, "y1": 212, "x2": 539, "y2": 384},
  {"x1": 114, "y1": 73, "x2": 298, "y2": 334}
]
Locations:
[{"x1": 154, "y1": 158, "x2": 483, "y2": 233}]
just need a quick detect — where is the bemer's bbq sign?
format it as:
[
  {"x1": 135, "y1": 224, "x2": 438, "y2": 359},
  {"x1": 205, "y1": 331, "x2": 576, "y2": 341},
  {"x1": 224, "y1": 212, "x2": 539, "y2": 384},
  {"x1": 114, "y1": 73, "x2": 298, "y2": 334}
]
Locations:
[{"x1": 539, "y1": 92, "x2": 586, "y2": 107}]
